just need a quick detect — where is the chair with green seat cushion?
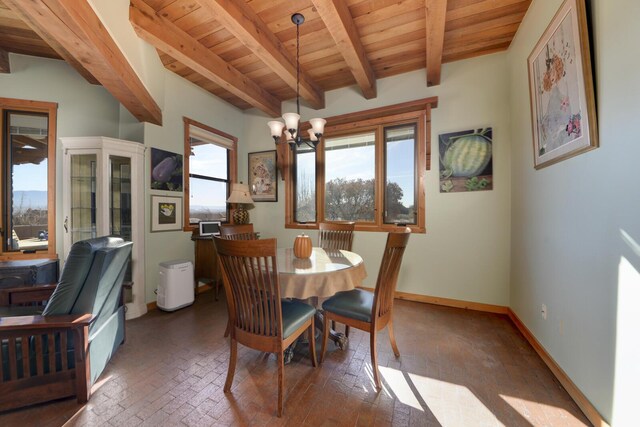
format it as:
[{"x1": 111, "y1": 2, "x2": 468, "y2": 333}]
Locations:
[
  {"x1": 320, "y1": 228, "x2": 411, "y2": 390},
  {"x1": 318, "y1": 221, "x2": 355, "y2": 336},
  {"x1": 0, "y1": 236, "x2": 132, "y2": 412},
  {"x1": 214, "y1": 236, "x2": 317, "y2": 418}
]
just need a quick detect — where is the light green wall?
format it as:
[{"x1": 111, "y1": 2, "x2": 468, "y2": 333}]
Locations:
[
  {"x1": 507, "y1": 0, "x2": 640, "y2": 424},
  {"x1": 141, "y1": 71, "x2": 245, "y2": 303},
  {"x1": 0, "y1": 53, "x2": 121, "y2": 257},
  {"x1": 242, "y1": 53, "x2": 512, "y2": 306}
]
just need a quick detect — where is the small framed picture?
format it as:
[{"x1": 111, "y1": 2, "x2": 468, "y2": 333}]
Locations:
[
  {"x1": 527, "y1": 0, "x2": 598, "y2": 169},
  {"x1": 248, "y1": 150, "x2": 278, "y2": 202},
  {"x1": 151, "y1": 195, "x2": 183, "y2": 232}
]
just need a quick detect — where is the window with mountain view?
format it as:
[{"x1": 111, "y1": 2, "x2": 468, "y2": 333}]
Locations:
[
  {"x1": 1, "y1": 98, "x2": 57, "y2": 258},
  {"x1": 184, "y1": 118, "x2": 237, "y2": 228},
  {"x1": 286, "y1": 101, "x2": 429, "y2": 233}
]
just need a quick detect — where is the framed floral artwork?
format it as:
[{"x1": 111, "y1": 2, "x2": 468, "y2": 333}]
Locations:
[
  {"x1": 151, "y1": 195, "x2": 183, "y2": 232},
  {"x1": 248, "y1": 150, "x2": 277, "y2": 202},
  {"x1": 527, "y1": 0, "x2": 598, "y2": 169}
]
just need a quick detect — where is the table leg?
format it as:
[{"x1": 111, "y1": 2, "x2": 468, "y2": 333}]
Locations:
[{"x1": 315, "y1": 310, "x2": 348, "y2": 350}]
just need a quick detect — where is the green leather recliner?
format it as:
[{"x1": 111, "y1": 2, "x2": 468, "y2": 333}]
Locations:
[{"x1": 0, "y1": 236, "x2": 132, "y2": 412}]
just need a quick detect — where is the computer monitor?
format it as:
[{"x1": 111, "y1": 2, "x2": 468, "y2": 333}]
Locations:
[{"x1": 198, "y1": 221, "x2": 221, "y2": 236}]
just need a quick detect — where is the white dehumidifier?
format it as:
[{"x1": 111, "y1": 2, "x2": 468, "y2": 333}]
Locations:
[{"x1": 157, "y1": 260, "x2": 194, "y2": 311}]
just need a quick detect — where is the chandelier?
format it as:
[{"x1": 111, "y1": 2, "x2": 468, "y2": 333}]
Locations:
[{"x1": 267, "y1": 13, "x2": 326, "y2": 150}]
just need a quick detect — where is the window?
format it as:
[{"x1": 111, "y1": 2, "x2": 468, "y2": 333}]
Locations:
[
  {"x1": 183, "y1": 118, "x2": 237, "y2": 229},
  {"x1": 287, "y1": 98, "x2": 435, "y2": 233},
  {"x1": 0, "y1": 97, "x2": 57, "y2": 258}
]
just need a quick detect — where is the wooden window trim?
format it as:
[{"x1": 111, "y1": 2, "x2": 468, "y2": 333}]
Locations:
[
  {"x1": 182, "y1": 117, "x2": 237, "y2": 232},
  {"x1": 0, "y1": 97, "x2": 57, "y2": 260},
  {"x1": 285, "y1": 97, "x2": 437, "y2": 234}
]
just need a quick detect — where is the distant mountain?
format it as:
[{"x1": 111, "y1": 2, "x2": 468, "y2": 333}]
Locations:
[{"x1": 13, "y1": 191, "x2": 48, "y2": 210}]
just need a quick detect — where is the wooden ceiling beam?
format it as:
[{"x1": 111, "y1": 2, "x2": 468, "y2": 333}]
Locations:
[
  {"x1": 0, "y1": 47, "x2": 9, "y2": 73},
  {"x1": 425, "y1": 0, "x2": 448, "y2": 86},
  {"x1": 311, "y1": 0, "x2": 376, "y2": 99},
  {"x1": 3, "y1": 0, "x2": 162, "y2": 124},
  {"x1": 194, "y1": 0, "x2": 325, "y2": 110},
  {"x1": 129, "y1": 0, "x2": 281, "y2": 118}
]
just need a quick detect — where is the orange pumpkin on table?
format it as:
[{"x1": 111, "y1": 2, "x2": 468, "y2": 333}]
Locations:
[{"x1": 293, "y1": 234, "x2": 312, "y2": 259}]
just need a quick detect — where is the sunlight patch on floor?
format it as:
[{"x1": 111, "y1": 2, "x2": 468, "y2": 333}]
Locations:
[
  {"x1": 379, "y1": 366, "x2": 422, "y2": 410},
  {"x1": 379, "y1": 366, "x2": 502, "y2": 425}
]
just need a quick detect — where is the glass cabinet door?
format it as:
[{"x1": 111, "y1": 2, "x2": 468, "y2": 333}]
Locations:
[
  {"x1": 109, "y1": 155, "x2": 132, "y2": 240},
  {"x1": 69, "y1": 154, "x2": 97, "y2": 244}
]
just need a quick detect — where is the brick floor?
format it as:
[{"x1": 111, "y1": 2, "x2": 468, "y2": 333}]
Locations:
[{"x1": 0, "y1": 294, "x2": 590, "y2": 426}]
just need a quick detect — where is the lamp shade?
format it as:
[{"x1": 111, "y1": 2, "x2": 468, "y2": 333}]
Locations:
[
  {"x1": 282, "y1": 112, "x2": 300, "y2": 131},
  {"x1": 309, "y1": 118, "x2": 326, "y2": 135},
  {"x1": 226, "y1": 183, "x2": 254, "y2": 204},
  {"x1": 267, "y1": 121, "x2": 285, "y2": 138}
]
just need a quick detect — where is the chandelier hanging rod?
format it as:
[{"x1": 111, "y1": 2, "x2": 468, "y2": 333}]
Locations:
[{"x1": 267, "y1": 13, "x2": 326, "y2": 151}]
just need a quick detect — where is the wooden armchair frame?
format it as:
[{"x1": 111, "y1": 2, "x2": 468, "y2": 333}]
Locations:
[{"x1": 0, "y1": 313, "x2": 93, "y2": 412}]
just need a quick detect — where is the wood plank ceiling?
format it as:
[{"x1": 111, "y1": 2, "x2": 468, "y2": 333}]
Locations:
[{"x1": 0, "y1": 0, "x2": 532, "y2": 121}]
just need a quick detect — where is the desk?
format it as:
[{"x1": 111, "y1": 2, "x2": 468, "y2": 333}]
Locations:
[{"x1": 191, "y1": 233, "x2": 220, "y2": 290}]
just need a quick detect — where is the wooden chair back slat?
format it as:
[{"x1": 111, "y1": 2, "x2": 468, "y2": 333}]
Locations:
[
  {"x1": 318, "y1": 222, "x2": 355, "y2": 251},
  {"x1": 215, "y1": 238, "x2": 282, "y2": 339},
  {"x1": 373, "y1": 228, "x2": 411, "y2": 320},
  {"x1": 220, "y1": 224, "x2": 255, "y2": 237}
]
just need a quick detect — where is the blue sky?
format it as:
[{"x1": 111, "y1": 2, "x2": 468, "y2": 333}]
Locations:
[{"x1": 13, "y1": 161, "x2": 48, "y2": 191}]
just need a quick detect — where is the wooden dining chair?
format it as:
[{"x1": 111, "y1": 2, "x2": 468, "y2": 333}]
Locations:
[
  {"x1": 320, "y1": 228, "x2": 410, "y2": 390},
  {"x1": 218, "y1": 226, "x2": 259, "y2": 335},
  {"x1": 214, "y1": 237, "x2": 317, "y2": 417},
  {"x1": 318, "y1": 221, "x2": 355, "y2": 251},
  {"x1": 220, "y1": 223, "x2": 258, "y2": 240},
  {"x1": 318, "y1": 221, "x2": 355, "y2": 334}
]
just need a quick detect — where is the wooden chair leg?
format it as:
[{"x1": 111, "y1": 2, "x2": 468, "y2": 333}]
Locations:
[
  {"x1": 320, "y1": 312, "x2": 330, "y2": 363},
  {"x1": 387, "y1": 319, "x2": 400, "y2": 357},
  {"x1": 277, "y1": 351, "x2": 284, "y2": 417},
  {"x1": 308, "y1": 319, "x2": 317, "y2": 367},
  {"x1": 331, "y1": 320, "x2": 336, "y2": 331},
  {"x1": 345, "y1": 325, "x2": 350, "y2": 337},
  {"x1": 370, "y1": 330, "x2": 381, "y2": 390},
  {"x1": 224, "y1": 319, "x2": 230, "y2": 338},
  {"x1": 224, "y1": 337, "x2": 237, "y2": 393}
]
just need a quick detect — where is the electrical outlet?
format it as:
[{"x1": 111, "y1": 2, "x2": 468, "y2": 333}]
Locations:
[{"x1": 541, "y1": 304, "x2": 547, "y2": 320}]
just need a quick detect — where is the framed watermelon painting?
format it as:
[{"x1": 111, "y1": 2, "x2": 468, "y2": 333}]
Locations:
[{"x1": 439, "y1": 128, "x2": 493, "y2": 193}]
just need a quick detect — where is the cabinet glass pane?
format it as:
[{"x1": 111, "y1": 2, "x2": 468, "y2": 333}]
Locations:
[
  {"x1": 110, "y1": 156, "x2": 132, "y2": 240},
  {"x1": 110, "y1": 155, "x2": 133, "y2": 292},
  {"x1": 70, "y1": 154, "x2": 97, "y2": 244}
]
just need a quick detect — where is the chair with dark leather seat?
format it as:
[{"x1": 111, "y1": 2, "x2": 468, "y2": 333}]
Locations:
[
  {"x1": 320, "y1": 228, "x2": 410, "y2": 390},
  {"x1": 318, "y1": 221, "x2": 355, "y2": 335},
  {"x1": 0, "y1": 236, "x2": 132, "y2": 412},
  {"x1": 214, "y1": 236, "x2": 316, "y2": 417}
]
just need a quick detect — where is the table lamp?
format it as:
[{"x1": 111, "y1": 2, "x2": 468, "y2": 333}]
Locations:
[{"x1": 226, "y1": 183, "x2": 254, "y2": 224}]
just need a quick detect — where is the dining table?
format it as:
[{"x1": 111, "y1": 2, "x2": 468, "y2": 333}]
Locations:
[{"x1": 277, "y1": 246, "x2": 367, "y2": 362}]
